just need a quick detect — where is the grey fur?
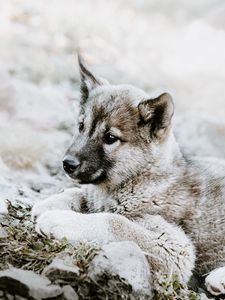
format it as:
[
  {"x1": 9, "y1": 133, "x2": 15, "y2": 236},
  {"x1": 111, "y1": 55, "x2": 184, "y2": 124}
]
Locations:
[
  {"x1": 32, "y1": 58, "x2": 225, "y2": 294},
  {"x1": 71, "y1": 59, "x2": 225, "y2": 275}
]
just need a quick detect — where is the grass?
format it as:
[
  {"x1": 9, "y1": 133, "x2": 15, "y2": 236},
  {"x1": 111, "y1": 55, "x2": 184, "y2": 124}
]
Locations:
[
  {"x1": 0, "y1": 201, "x2": 70, "y2": 273},
  {"x1": 0, "y1": 201, "x2": 200, "y2": 299},
  {"x1": 153, "y1": 273, "x2": 200, "y2": 300},
  {"x1": 0, "y1": 202, "x2": 133, "y2": 299}
]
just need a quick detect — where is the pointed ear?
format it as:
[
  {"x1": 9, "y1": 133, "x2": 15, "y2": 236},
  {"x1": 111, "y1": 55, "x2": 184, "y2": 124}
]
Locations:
[
  {"x1": 138, "y1": 93, "x2": 174, "y2": 140},
  {"x1": 78, "y1": 54, "x2": 108, "y2": 105}
]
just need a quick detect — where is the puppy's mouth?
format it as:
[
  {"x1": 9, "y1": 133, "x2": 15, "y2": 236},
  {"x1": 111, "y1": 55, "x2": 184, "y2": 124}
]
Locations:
[{"x1": 68, "y1": 169, "x2": 107, "y2": 185}]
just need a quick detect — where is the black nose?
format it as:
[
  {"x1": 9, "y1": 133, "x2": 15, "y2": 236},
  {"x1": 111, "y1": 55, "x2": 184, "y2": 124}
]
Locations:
[{"x1": 63, "y1": 157, "x2": 80, "y2": 174}]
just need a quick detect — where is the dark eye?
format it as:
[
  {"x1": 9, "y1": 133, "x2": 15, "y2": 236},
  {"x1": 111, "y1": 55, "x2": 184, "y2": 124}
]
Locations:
[
  {"x1": 79, "y1": 122, "x2": 84, "y2": 132},
  {"x1": 103, "y1": 133, "x2": 119, "y2": 145}
]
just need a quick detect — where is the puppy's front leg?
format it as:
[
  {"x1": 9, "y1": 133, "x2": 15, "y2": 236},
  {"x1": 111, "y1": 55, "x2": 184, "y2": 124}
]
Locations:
[
  {"x1": 31, "y1": 187, "x2": 84, "y2": 221},
  {"x1": 35, "y1": 210, "x2": 116, "y2": 244},
  {"x1": 110, "y1": 214, "x2": 195, "y2": 283},
  {"x1": 36, "y1": 211, "x2": 194, "y2": 283}
]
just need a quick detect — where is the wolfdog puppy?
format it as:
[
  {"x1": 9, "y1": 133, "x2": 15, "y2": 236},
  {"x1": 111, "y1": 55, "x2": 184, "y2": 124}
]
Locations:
[{"x1": 32, "y1": 56, "x2": 225, "y2": 295}]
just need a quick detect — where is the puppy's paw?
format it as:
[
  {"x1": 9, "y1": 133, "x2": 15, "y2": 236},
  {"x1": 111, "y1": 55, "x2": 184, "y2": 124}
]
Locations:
[
  {"x1": 31, "y1": 194, "x2": 71, "y2": 221},
  {"x1": 35, "y1": 210, "x2": 82, "y2": 240},
  {"x1": 35, "y1": 210, "x2": 113, "y2": 244},
  {"x1": 205, "y1": 266, "x2": 225, "y2": 295}
]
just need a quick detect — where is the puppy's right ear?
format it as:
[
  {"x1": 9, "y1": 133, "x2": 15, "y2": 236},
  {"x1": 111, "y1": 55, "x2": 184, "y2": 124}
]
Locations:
[{"x1": 78, "y1": 54, "x2": 107, "y2": 105}]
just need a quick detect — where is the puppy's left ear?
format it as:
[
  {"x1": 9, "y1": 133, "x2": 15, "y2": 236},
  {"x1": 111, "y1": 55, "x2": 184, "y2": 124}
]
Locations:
[
  {"x1": 78, "y1": 54, "x2": 108, "y2": 105},
  {"x1": 138, "y1": 93, "x2": 174, "y2": 140}
]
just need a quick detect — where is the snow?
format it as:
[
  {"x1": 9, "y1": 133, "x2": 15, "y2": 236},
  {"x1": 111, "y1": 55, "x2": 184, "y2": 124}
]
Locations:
[
  {"x1": 88, "y1": 241, "x2": 152, "y2": 297},
  {"x1": 43, "y1": 255, "x2": 80, "y2": 278},
  {"x1": 0, "y1": 199, "x2": 8, "y2": 215},
  {"x1": 205, "y1": 266, "x2": 225, "y2": 295},
  {"x1": 0, "y1": 267, "x2": 62, "y2": 299},
  {"x1": 0, "y1": 0, "x2": 225, "y2": 207}
]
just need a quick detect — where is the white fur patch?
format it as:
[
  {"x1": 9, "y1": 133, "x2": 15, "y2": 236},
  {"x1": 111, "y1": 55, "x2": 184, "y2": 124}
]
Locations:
[
  {"x1": 90, "y1": 169, "x2": 104, "y2": 181},
  {"x1": 31, "y1": 187, "x2": 82, "y2": 221},
  {"x1": 35, "y1": 210, "x2": 113, "y2": 244}
]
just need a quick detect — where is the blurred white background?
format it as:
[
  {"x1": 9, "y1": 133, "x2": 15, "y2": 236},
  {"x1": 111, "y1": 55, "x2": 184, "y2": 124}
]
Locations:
[{"x1": 0, "y1": 0, "x2": 225, "y2": 206}]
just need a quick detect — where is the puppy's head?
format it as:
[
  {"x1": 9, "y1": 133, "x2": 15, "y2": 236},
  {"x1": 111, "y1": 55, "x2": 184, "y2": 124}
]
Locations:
[{"x1": 63, "y1": 55, "x2": 174, "y2": 187}]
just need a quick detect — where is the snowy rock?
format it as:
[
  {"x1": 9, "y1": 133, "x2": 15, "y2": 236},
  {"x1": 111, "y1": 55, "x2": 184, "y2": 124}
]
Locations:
[
  {"x1": 43, "y1": 254, "x2": 79, "y2": 282},
  {"x1": 62, "y1": 285, "x2": 79, "y2": 300},
  {"x1": 88, "y1": 241, "x2": 152, "y2": 298},
  {"x1": 199, "y1": 293, "x2": 211, "y2": 300},
  {"x1": 0, "y1": 199, "x2": 8, "y2": 215},
  {"x1": 0, "y1": 226, "x2": 8, "y2": 238},
  {"x1": 0, "y1": 268, "x2": 62, "y2": 299}
]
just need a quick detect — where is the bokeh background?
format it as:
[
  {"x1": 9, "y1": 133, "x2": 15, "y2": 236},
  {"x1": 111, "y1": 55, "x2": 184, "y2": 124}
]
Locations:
[{"x1": 0, "y1": 0, "x2": 225, "y2": 209}]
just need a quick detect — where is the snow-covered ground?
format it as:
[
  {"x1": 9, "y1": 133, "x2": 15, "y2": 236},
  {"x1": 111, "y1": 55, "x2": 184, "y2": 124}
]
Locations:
[{"x1": 0, "y1": 0, "x2": 225, "y2": 209}]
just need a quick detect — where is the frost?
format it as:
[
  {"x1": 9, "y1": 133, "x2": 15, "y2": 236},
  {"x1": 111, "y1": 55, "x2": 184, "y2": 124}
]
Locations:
[
  {"x1": 0, "y1": 0, "x2": 225, "y2": 206},
  {"x1": 0, "y1": 0, "x2": 224, "y2": 298}
]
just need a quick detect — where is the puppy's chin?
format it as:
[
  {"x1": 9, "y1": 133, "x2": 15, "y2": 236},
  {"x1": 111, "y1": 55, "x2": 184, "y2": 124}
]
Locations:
[{"x1": 67, "y1": 169, "x2": 107, "y2": 185}]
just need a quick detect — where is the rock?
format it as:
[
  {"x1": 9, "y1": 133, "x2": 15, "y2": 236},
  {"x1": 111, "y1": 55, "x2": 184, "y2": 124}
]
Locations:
[
  {"x1": 62, "y1": 285, "x2": 79, "y2": 300},
  {"x1": 0, "y1": 199, "x2": 8, "y2": 215},
  {"x1": 0, "y1": 226, "x2": 8, "y2": 238},
  {"x1": 88, "y1": 241, "x2": 152, "y2": 298},
  {"x1": 199, "y1": 293, "x2": 211, "y2": 300},
  {"x1": 4, "y1": 294, "x2": 14, "y2": 300},
  {"x1": 15, "y1": 296, "x2": 27, "y2": 300},
  {"x1": 0, "y1": 268, "x2": 62, "y2": 299},
  {"x1": 42, "y1": 254, "x2": 79, "y2": 282}
]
